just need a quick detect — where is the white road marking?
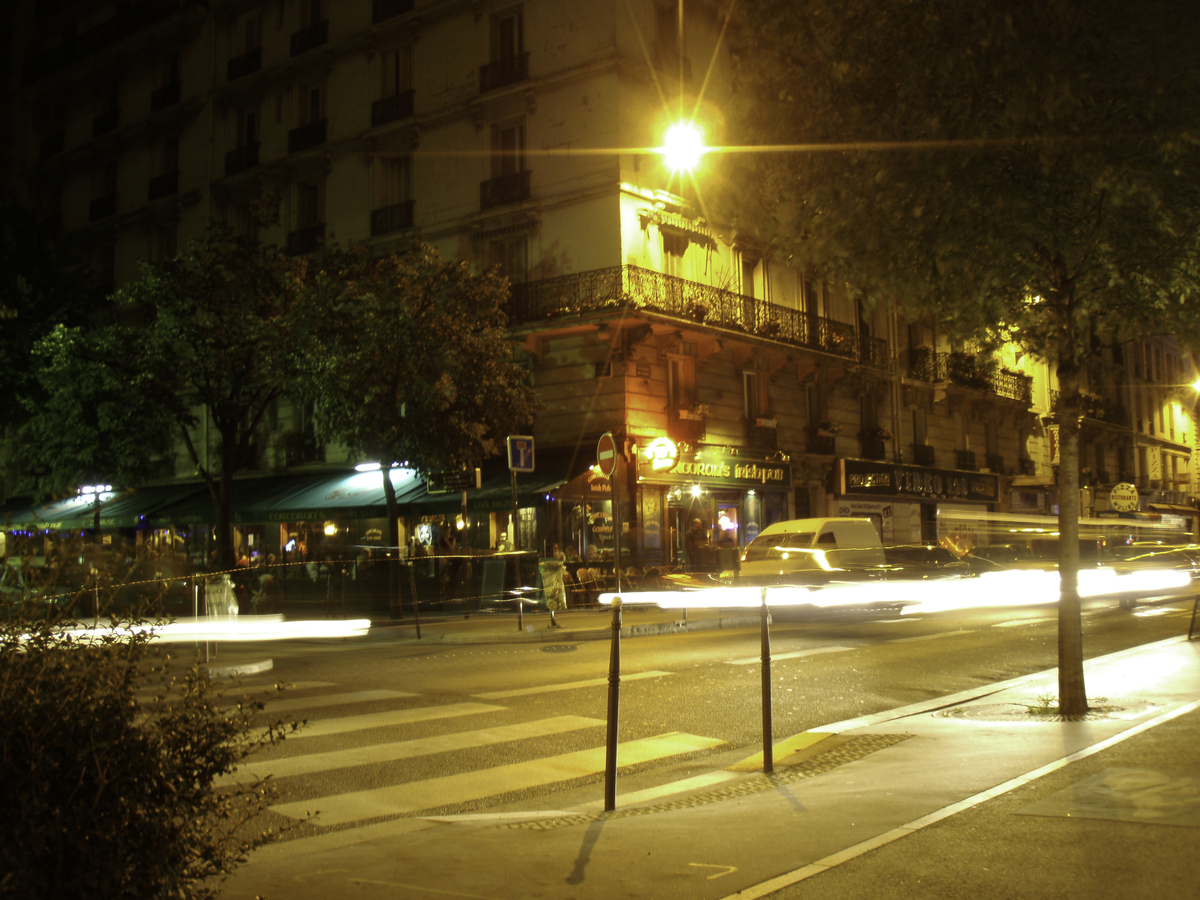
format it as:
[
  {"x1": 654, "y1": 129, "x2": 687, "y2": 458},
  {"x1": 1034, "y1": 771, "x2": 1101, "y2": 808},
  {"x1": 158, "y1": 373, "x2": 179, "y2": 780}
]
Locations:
[
  {"x1": 262, "y1": 689, "x2": 417, "y2": 713},
  {"x1": 473, "y1": 670, "x2": 671, "y2": 699},
  {"x1": 889, "y1": 629, "x2": 973, "y2": 643},
  {"x1": 580, "y1": 771, "x2": 738, "y2": 809},
  {"x1": 994, "y1": 617, "x2": 1058, "y2": 628},
  {"x1": 271, "y1": 731, "x2": 724, "y2": 825},
  {"x1": 228, "y1": 715, "x2": 604, "y2": 783},
  {"x1": 287, "y1": 702, "x2": 507, "y2": 739},
  {"x1": 726, "y1": 646, "x2": 854, "y2": 666}
]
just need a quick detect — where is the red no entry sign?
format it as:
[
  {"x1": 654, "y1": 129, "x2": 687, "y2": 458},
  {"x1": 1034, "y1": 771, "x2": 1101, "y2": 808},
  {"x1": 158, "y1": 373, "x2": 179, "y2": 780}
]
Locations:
[{"x1": 596, "y1": 432, "x2": 618, "y2": 478}]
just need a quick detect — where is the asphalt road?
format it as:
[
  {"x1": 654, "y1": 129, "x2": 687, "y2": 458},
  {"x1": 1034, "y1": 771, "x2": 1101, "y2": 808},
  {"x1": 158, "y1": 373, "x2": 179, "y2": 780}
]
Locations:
[{"x1": 216, "y1": 594, "x2": 1195, "y2": 843}]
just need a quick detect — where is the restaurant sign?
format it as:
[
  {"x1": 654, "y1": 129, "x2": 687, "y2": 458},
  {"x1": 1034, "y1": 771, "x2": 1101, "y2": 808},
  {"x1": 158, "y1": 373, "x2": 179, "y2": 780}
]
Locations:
[
  {"x1": 838, "y1": 458, "x2": 999, "y2": 503},
  {"x1": 638, "y1": 439, "x2": 792, "y2": 489}
]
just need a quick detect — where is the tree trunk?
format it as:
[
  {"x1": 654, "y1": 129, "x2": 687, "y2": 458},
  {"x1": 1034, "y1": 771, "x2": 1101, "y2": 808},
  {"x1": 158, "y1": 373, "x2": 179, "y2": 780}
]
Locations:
[
  {"x1": 1055, "y1": 341, "x2": 1089, "y2": 717},
  {"x1": 215, "y1": 449, "x2": 236, "y2": 570},
  {"x1": 382, "y1": 468, "x2": 402, "y2": 619}
]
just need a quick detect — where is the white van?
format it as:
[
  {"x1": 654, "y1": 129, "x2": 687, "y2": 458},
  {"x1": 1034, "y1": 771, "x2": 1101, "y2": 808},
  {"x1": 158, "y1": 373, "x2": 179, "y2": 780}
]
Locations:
[{"x1": 736, "y1": 518, "x2": 886, "y2": 580}]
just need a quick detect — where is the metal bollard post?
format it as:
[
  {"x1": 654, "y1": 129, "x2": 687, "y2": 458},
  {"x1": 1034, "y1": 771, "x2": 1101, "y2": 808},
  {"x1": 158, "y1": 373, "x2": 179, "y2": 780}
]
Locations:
[
  {"x1": 407, "y1": 561, "x2": 423, "y2": 640},
  {"x1": 761, "y1": 586, "x2": 774, "y2": 774},
  {"x1": 517, "y1": 595, "x2": 525, "y2": 632},
  {"x1": 604, "y1": 597, "x2": 623, "y2": 811}
]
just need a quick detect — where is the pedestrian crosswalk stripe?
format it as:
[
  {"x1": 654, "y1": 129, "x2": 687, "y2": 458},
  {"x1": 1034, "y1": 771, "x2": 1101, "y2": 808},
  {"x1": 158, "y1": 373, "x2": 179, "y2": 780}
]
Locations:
[
  {"x1": 262, "y1": 689, "x2": 417, "y2": 713},
  {"x1": 580, "y1": 770, "x2": 738, "y2": 810},
  {"x1": 726, "y1": 647, "x2": 854, "y2": 665},
  {"x1": 472, "y1": 670, "x2": 671, "y2": 699},
  {"x1": 227, "y1": 715, "x2": 604, "y2": 783},
  {"x1": 288, "y1": 702, "x2": 508, "y2": 739},
  {"x1": 270, "y1": 731, "x2": 724, "y2": 826}
]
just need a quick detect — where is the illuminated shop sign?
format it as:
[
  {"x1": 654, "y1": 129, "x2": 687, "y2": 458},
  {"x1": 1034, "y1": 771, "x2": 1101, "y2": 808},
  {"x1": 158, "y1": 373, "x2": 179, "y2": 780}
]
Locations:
[
  {"x1": 638, "y1": 438, "x2": 792, "y2": 489},
  {"x1": 838, "y1": 459, "x2": 998, "y2": 503}
]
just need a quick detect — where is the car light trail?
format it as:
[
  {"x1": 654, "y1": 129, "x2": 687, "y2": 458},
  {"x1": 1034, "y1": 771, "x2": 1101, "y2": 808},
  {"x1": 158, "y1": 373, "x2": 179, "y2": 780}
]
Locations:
[{"x1": 31, "y1": 616, "x2": 372, "y2": 646}]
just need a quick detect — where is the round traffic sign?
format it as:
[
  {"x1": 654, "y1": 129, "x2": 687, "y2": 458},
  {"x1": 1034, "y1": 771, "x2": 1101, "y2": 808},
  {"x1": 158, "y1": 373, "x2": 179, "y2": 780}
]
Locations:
[{"x1": 596, "y1": 432, "x2": 618, "y2": 478}]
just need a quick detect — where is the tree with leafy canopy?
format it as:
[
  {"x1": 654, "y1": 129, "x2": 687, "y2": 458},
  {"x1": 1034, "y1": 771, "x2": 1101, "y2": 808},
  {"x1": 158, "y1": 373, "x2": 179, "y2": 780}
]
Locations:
[
  {"x1": 731, "y1": 0, "x2": 1200, "y2": 715},
  {"x1": 295, "y1": 245, "x2": 538, "y2": 614},
  {"x1": 26, "y1": 219, "x2": 311, "y2": 568}
]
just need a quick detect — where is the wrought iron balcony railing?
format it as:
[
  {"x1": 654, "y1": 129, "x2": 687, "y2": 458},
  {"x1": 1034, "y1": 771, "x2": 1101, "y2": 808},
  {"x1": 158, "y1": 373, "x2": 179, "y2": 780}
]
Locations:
[
  {"x1": 150, "y1": 81, "x2": 180, "y2": 112},
  {"x1": 148, "y1": 170, "x2": 178, "y2": 201},
  {"x1": 225, "y1": 143, "x2": 260, "y2": 176},
  {"x1": 480, "y1": 170, "x2": 531, "y2": 209},
  {"x1": 807, "y1": 429, "x2": 837, "y2": 456},
  {"x1": 373, "y1": 0, "x2": 415, "y2": 23},
  {"x1": 912, "y1": 444, "x2": 936, "y2": 467},
  {"x1": 908, "y1": 347, "x2": 1032, "y2": 404},
  {"x1": 227, "y1": 47, "x2": 262, "y2": 82},
  {"x1": 480, "y1": 52, "x2": 529, "y2": 93},
  {"x1": 985, "y1": 453, "x2": 1005, "y2": 473},
  {"x1": 290, "y1": 20, "x2": 329, "y2": 57},
  {"x1": 370, "y1": 200, "x2": 415, "y2": 236},
  {"x1": 89, "y1": 194, "x2": 116, "y2": 221},
  {"x1": 860, "y1": 437, "x2": 888, "y2": 461},
  {"x1": 92, "y1": 109, "x2": 119, "y2": 137},
  {"x1": 1017, "y1": 458, "x2": 1035, "y2": 476},
  {"x1": 288, "y1": 119, "x2": 327, "y2": 154},
  {"x1": 371, "y1": 89, "x2": 414, "y2": 127},
  {"x1": 955, "y1": 449, "x2": 978, "y2": 471},
  {"x1": 509, "y1": 266, "x2": 891, "y2": 369},
  {"x1": 746, "y1": 422, "x2": 778, "y2": 453}
]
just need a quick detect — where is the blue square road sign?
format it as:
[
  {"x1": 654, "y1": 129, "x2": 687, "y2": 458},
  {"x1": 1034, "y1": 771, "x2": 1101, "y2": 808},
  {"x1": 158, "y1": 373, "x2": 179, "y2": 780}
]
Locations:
[{"x1": 507, "y1": 435, "x2": 535, "y2": 472}]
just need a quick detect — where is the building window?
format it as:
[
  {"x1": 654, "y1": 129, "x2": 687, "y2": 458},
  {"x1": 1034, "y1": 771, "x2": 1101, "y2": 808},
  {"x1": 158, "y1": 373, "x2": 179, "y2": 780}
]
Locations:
[
  {"x1": 663, "y1": 232, "x2": 686, "y2": 278},
  {"x1": 487, "y1": 235, "x2": 528, "y2": 284},
  {"x1": 668, "y1": 356, "x2": 696, "y2": 410},
  {"x1": 377, "y1": 156, "x2": 411, "y2": 207},
  {"x1": 296, "y1": 181, "x2": 320, "y2": 229},
  {"x1": 743, "y1": 371, "x2": 761, "y2": 420},
  {"x1": 491, "y1": 119, "x2": 525, "y2": 178},
  {"x1": 373, "y1": 48, "x2": 413, "y2": 126},
  {"x1": 151, "y1": 224, "x2": 177, "y2": 262},
  {"x1": 492, "y1": 7, "x2": 524, "y2": 63}
]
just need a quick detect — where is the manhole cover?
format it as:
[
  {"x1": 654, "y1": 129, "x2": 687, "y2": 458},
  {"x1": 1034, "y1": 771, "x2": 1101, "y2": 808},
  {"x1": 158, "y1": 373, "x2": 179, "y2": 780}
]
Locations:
[
  {"x1": 541, "y1": 644, "x2": 578, "y2": 653},
  {"x1": 933, "y1": 700, "x2": 1159, "y2": 722}
]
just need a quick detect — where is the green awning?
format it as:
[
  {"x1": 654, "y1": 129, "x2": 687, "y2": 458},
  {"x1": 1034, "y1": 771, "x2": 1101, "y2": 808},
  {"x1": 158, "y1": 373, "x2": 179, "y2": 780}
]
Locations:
[{"x1": 1, "y1": 483, "x2": 208, "y2": 531}]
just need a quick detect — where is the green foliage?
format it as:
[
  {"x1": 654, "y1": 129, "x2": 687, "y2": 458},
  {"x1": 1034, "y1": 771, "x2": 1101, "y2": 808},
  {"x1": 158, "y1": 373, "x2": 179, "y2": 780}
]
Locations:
[
  {"x1": 732, "y1": 0, "x2": 1200, "y2": 356},
  {"x1": 0, "y1": 535, "x2": 300, "y2": 899},
  {"x1": 296, "y1": 244, "x2": 538, "y2": 472}
]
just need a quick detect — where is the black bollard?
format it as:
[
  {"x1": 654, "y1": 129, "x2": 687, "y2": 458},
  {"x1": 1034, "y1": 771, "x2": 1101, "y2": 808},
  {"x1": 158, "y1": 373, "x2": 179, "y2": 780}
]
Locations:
[
  {"x1": 761, "y1": 586, "x2": 773, "y2": 774},
  {"x1": 604, "y1": 597, "x2": 623, "y2": 811},
  {"x1": 407, "y1": 561, "x2": 423, "y2": 640}
]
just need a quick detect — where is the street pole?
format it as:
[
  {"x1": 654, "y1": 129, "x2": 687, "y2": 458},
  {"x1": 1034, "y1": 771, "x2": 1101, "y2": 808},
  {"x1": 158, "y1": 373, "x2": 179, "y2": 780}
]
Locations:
[
  {"x1": 604, "y1": 597, "x2": 623, "y2": 811},
  {"x1": 407, "y1": 561, "x2": 422, "y2": 640},
  {"x1": 760, "y1": 586, "x2": 774, "y2": 774}
]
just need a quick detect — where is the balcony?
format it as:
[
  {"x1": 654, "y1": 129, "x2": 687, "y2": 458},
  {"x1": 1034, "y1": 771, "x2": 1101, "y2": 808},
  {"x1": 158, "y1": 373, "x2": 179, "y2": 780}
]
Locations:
[
  {"x1": 285, "y1": 432, "x2": 326, "y2": 467},
  {"x1": 908, "y1": 347, "x2": 1033, "y2": 404},
  {"x1": 746, "y1": 421, "x2": 778, "y2": 453},
  {"x1": 147, "y1": 170, "x2": 178, "y2": 201},
  {"x1": 1050, "y1": 390, "x2": 1131, "y2": 428},
  {"x1": 89, "y1": 194, "x2": 116, "y2": 222},
  {"x1": 224, "y1": 143, "x2": 260, "y2": 176},
  {"x1": 508, "y1": 266, "x2": 892, "y2": 369},
  {"x1": 39, "y1": 132, "x2": 64, "y2": 161},
  {"x1": 289, "y1": 119, "x2": 327, "y2": 154},
  {"x1": 807, "y1": 428, "x2": 837, "y2": 455},
  {"x1": 290, "y1": 20, "x2": 329, "y2": 57},
  {"x1": 1017, "y1": 458, "x2": 1036, "y2": 476},
  {"x1": 912, "y1": 444, "x2": 936, "y2": 467},
  {"x1": 227, "y1": 47, "x2": 262, "y2": 82},
  {"x1": 150, "y1": 80, "x2": 180, "y2": 112},
  {"x1": 371, "y1": 90, "x2": 414, "y2": 127},
  {"x1": 480, "y1": 52, "x2": 529, "y2": 92},
  {"x1": 373, "y1": 0, "x2": 414, "y2": 23},
  {"x1": 480, "y1": 170, "x2": 531, "y2": 209},
  {"x1": 985, "y1": 453, "x2": 1005, "y2": 473},
  {"x1": 955, "y1": 449, "x2": 978, "y2": 471},
  {"x1": 92, "y1": 109, "x2": 119, "y2": 137},
  {"x1": 669, "y1": 413, "x2": 705, "y2": 446},
  {"x1": 860, "y1": 437, "x2": 888, "y2": 461},
  {"x1": 370, "y1": 200, "x2": 415, "y2": 236},
  {"x1": 287, "y1": 223, "x2": 325, "y2": 256}
]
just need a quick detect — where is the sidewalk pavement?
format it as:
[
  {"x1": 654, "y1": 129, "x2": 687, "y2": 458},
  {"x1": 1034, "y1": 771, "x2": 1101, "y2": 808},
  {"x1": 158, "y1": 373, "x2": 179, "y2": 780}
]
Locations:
[{"x1": 217, "y1": 614, "x2": 1200, "y2": 900}]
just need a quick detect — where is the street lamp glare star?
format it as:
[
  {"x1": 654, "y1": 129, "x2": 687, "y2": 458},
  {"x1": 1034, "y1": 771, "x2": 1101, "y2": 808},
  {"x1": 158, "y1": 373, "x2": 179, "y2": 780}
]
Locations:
[{"x1": 661, "y1": 122, "x2": 706, "y2": 172}]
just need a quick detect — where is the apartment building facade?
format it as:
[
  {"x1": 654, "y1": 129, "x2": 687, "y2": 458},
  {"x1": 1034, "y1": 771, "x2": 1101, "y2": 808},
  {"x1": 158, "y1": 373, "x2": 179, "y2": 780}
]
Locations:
[{"x1": 5, "y1": 0, "x2": 1197, "y2": 568}]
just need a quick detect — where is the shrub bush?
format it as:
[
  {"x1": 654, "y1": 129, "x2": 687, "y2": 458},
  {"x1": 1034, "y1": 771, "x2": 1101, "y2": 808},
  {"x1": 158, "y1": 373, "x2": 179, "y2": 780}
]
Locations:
[{"x1": 0, "y1": 536, "x2": 300, "y2": 899}]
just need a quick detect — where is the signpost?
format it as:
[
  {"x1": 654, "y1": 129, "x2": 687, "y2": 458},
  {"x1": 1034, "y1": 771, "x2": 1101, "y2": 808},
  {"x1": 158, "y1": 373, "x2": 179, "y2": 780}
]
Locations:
[
  {"x1": 597, "y1": 432, "x2": 621, "y2": 593},
  {"x1": 507, "y1": 436, "x2": 534, "y2": 554}
]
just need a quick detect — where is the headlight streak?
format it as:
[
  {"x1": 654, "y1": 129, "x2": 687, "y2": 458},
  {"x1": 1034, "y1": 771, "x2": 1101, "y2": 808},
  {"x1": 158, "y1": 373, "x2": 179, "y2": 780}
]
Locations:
[
  {"x1": 23, "y1": 615, "x2": 372, "y2": 646},
  {"x1": 598, "y1": 567, "x2": 1191, "y2": 614}
]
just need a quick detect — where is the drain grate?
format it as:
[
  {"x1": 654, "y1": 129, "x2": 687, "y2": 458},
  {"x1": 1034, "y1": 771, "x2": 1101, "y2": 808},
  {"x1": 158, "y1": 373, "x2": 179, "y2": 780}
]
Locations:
[{"x1": 501, "y1": 733, "x2": 912, "y2": 831}]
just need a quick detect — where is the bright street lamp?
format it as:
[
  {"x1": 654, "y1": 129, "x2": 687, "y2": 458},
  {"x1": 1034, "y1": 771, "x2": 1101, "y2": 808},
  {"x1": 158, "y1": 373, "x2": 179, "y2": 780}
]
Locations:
[{"x1": 660, "y1": 122, "x2": 706, "y2": 172}]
